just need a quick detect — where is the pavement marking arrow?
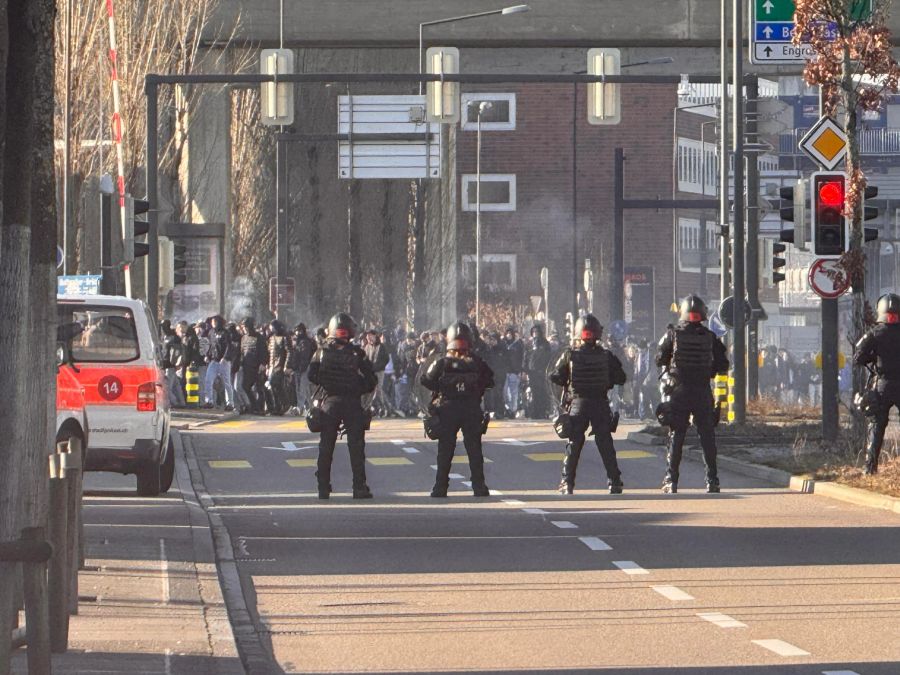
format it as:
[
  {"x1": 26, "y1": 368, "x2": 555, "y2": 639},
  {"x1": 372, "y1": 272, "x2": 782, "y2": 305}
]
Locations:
[
  {"x1": 763, "y1": 0, "x2": 775, "y2": 13},
  {"x1": 263, "y1": 441, "x2": 317, "y2": 452},
  {"x1": 579, "y1": 536, "x2": 612, "y2": 551}
]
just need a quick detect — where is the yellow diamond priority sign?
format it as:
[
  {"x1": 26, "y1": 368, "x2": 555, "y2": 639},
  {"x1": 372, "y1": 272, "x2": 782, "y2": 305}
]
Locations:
[{"x1": 799, "y1": 116, "x2": 848, "y2": 170}]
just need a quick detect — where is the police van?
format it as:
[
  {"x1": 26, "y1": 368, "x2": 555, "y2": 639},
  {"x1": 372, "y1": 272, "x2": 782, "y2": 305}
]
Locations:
[{"x1": 57, "y1": 295, "x2": 173, "y2": 496}]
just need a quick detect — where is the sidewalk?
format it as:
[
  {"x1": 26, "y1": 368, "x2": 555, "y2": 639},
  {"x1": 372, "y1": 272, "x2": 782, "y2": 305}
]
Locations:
[{"x1": 13, "y1": 432, "x2": 243, "y2": 675}]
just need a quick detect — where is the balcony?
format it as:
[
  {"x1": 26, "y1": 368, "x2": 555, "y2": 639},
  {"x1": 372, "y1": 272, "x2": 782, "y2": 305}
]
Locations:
[{"x1": 780, "y1": 128, "x2": 900, "y2": 156}]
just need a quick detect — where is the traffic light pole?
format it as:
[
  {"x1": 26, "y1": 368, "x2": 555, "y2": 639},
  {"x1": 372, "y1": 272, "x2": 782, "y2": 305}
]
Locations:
[
  {"x1": 731, "y1": 0, "x2": 747, "y2": 424},
  {"x1": 146, "y1": 80, "x2": 160, "y2": 316},
  {"x1": 746, "y1": 76, "x2": 760, "y2": 400}
]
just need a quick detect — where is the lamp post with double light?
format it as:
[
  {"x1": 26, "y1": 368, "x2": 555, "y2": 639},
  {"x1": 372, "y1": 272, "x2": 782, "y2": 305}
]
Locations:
[{"x1": 471, "y1": 100, "x2": 493, "y2": 327}]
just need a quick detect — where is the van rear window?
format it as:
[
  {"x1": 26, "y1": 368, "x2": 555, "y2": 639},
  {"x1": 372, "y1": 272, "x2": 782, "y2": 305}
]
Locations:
[{"x1": 58, "y1": 305, "x2": 140, "y2": 363}]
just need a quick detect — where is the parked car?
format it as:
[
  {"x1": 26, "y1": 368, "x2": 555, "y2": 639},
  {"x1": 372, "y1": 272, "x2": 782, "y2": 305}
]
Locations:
[
  {"x1": 56, "y1": 321, "x2": 89, "y2": 469},
  {"x1": 57, "y1": 295, "x2": 173, "y2": 496}
]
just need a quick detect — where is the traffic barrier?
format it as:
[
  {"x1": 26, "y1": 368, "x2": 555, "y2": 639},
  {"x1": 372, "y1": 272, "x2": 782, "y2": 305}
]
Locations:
[
  {"x1": 727, "y1": 375, "x2": 736, "y2": 423},
  {"x1": 186, "y1": 366, "x2": 200, "y2": 406}
]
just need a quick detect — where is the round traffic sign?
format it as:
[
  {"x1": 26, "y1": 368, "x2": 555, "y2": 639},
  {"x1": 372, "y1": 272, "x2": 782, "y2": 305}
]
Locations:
[
  {"x1": 718, "y1": 296, "x2": 751, "y2": 329},
  {"x1": 808, "y1": 258, "x2": 850, "y2": 299},
  {"x1": 609, "y1": 320, "x2": 628, "y2": 342},
  {"x1": 57, "y1": 245, "x2": 64, "y2": 269}
]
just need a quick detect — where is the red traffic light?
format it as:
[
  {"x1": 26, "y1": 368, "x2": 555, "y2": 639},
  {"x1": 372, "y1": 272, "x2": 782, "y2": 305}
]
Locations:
[{"x1": 818, "y1": 181, "x2": 844, "y2": 207}]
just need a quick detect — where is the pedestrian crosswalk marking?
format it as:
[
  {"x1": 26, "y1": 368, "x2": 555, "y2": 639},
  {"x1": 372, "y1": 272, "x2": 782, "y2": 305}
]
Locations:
[
  {"x1": 522, "y1": 508, "x2": 548, "y2": 515},
  {"x1": 752, "y1": 640, "x2": 810, "y2": 657},
  {"x1": 286, "y1": 459, "x2": 317, "y2": 468},
  {"x1": 617, "y1": 450, "x2": 654, "y2": 459},
  {"x1": 454, "y1": 455, "x2": 492, "y2": 463},
  {"x1": 613, "y1": 560, "x2": 649, "y2": 575},
  {"x1": 402, "y1": 447, "x2": 420, "y2": 454},
  {"x1": 552, "y1": 521, "x2": 578, "y2": 529},
  {"x1": 652, "y1": 585, "x2": 694, "y2": 601},
  {"x1": 208, "y1": 460, "x2": 252, "y2": 469},
  {"x1": 697, "y1": 612, "x2": 747, "y2": 629},
  {"x1": 367, "y1": 457, "x2": 414, "y2": 466},
  {"x1": 525, "y1": 453, "x2": 565, "y2": 462}
]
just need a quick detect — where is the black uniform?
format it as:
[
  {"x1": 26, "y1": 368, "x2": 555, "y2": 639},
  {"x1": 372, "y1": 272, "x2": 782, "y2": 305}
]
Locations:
[
  {"x1": 656, "y1": 321, "x2": 729, "y2": 489},
  {"x1": 550, "y1": 342, "x2": 627, "y2": 491},
  {"x1": 854, "y1": 322, "x2": 900, "y2": 474},
  {"x1": 308, "y1": 339, "x2": 378, "y2": 497},
  {"x1": 525, "y1": 335, "x2": 553, "y2": 419},
  {"x1": 421, "y1": 354, "x2": 494, "y2": 496},
  {"x1": 240, "y1": 330, "x2": 267, "y2": 413}
]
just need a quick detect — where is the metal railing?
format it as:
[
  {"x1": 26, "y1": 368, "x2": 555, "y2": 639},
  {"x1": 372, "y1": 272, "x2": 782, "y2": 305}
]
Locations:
[{"x1": 780, "y1": 127, "x2": 900, "y2": 155}]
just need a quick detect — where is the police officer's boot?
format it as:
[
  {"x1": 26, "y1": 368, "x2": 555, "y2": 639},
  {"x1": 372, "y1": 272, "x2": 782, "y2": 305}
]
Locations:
[
  {"x1": 559, "y1": 442, "x2": 581, "y2": 494},
  {"x1": 864, "y1": 425, "x2": 881, "y2": 475},
  {"x1": 706, "y1": 477, "x2": 720, "y2": 493},
  {"x1": 315, "y1": 470, "x2": 331, "y2": 500},
  {"x1": 608, "y1": 477, "x2": 624, "y2": 495},
  {"x1": 353, "y1": 484, "x2": 373, "y2": 499}
]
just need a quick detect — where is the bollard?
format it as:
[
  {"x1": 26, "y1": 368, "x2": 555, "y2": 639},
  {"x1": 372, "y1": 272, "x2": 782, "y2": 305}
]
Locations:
[
  {"x1": 727, "y1": 374, "x2": 736, "y2": 423},
  {"x1": 62, "y1": 438, "x2": 83, "y2": 616},
  {"x1": 47, "y1": 454, "x2": 69, "y2": 654},
  {"x1": 185, "y1": 366, "x2": 200, "y2": 407},
  {"x1": 714, "y1": 374, "x2": 729, "y2": 425}
]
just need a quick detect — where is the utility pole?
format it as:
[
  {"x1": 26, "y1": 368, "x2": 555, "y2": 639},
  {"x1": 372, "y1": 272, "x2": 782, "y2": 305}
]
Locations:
[
  {"x1": 731, "y1": 0, "x2": 747, "y2": 424},
  {"x1": 746, "y1": 76, "x2": 760, "y2": 399},
  {"x1": 819, "y1": 86, "x2": 840, "y2": 441},
  {"x1": 720, "y1": 0, "x2": 731, "y2": 321}
]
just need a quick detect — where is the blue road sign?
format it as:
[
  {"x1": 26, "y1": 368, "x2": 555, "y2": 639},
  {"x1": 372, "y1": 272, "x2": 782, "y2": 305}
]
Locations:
[
  {"x1": 58, "y1": 275, "x2": 102, "y2": 296},
  {"x1": 708, "y1": 312, "x2": 728, "y2": 337},
  {"x1": 609, "y1": 320, "x2": 629, "y2": 342}
]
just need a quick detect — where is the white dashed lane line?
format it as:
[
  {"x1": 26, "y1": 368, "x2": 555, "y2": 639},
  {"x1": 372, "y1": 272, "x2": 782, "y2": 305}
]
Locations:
[
  {"x1": 402, "y1": 447, "x2": 420, "y2": 454},
  {"x1": 822, "y1": 671, "x2": 861, "y2": 675},
  {"x1": 522, "y1": 508, "x2": 549, "y2": 515},
  {"x1": 613, "y1": 560, "x2": 649, "y2": 575},
  {"x1": 502, "y1": 499, "x2": 525, "y2": 506},
  {"x1": 390, "y1": 440, "x2": 406, "y2": 446},
  {"x1": 651, "y1": 585, "x2": 694, "y2": 601},
  {"x1": 448, "y1": 473, "x2": 464, "y2": 479},
  {"x1": 551, "y1": 521, "x2": 578, "y2": 529},
  {"x1": 696, "y1": 612, "x2": 747, "y2": 629},
  {"x1": 578, "y1": 536, "x2": 612, "y2": 551},
  {"x1": 752, "y1": 640, "x2": 810, "y2": 657}
]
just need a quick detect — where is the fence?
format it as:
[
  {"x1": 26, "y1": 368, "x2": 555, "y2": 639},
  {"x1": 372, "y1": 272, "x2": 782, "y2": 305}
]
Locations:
[{"x1": 1, "y1": 437, "x2": 84, "y2": 674}]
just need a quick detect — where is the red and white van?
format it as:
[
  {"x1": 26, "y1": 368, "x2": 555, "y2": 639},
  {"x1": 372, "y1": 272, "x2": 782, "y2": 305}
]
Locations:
[
  {"x1": 57, "y1": 295, "x2": 173, "y2": 496},
  {"x1": 56, "y1": 341, "x2": 88, "y2": 466}
]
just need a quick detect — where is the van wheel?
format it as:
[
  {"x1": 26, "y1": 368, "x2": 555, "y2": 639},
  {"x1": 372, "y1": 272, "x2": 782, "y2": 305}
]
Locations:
[
  {"x1": 136, "y1": 462, "x2": 161, "y2": 497},
  {"x1": 159, "y1": 438, "x2": 175, "y2": 494}
]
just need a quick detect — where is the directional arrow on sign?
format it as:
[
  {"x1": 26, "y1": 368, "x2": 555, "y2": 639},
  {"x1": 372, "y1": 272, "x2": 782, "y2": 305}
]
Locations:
[
  {"x1": 763, "y1": 25, "x2": 774, "y2": 38},
  {"x1": 262, "y1": 441, "x2": 316, "y2": 452},
  {"x1": 763, "y1": 0, "x2": 775, "y2": 13},
  {"x1": 764, "y1": 46, "x2": 774, "y2": 56}
]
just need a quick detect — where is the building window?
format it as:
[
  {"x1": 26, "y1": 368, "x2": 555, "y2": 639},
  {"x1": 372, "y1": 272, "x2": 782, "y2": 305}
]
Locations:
[
  {"x1": 460, "y1": 93, "x2": 516, "y2": 131},
  {"x1": 677, "y1": 138, "x2": 717, "y2": 194},
  {"x1": 678, "y1": 218, "x2": 721, "y2": 273},
  {"x1": 461, "y1": 254, "x2": 517, "y2": 292},
  {"x1": 461, "y1": 174, "x2": 516, "y2": 211}
]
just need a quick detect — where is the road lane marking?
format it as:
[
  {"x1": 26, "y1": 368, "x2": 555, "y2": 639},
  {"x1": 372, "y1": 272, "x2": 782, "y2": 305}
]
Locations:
[
  {"x1": 286, "y1": 459, "x2": 317, "y2": 468},
  {"x1": 525, "y1": 452, "x2": 565, "y2": 461},
  {"x1": 752, "y1": 640, "x2": 810, "y2": 657},
  {"x1": 208, "y1": 460, "x2": 252, "y2": 469},
  {"x1": 498, "y1": 438, "x2": 544, "y2": 446},
  {"x1": 617, "y1": 450, "x2": 654, "y2": 459},
  {"x1": 390, "y1": 440, "x2": 406, "y2": 445},
  {"x1": 402, "y1": 447, "x2": 420, "y2": 454},
  {"x1": 276, "y1": 421, "x2": 308, "y2": 430},
  {"x1": 164, "y1": 648, "x2": 172, "y2": 675},
  {"x1": 522, "y1": 508, "x2": 548, "y2": 515},
  {"x1": 613, "y1": 561, "x2": 649, "y2": 575},
  {"x1": 652, "y1": 585, "x2": 694, "y2": 601},
  {"x1": 367, "y1": 457, "x2": 414, "y2": 466},
  {"x1": 216, "y1": 421, "x2": 252, "y2": 429},
  {"x1": 263, "y1": 441, "x2": 316, "y2": 451},
  {"x1": 461, "y1": 481, "x2": 473, "y2": 487},
  {"x1": 551, "y1": 521, "x2": 578, "y2": 529},
  {"x1": 492, "y1": 489, "x2": 504, "y2": 495},
  {"x1": 502, "y1": 499, "x2": 525, "y2": 505},
  {"x1": 822, "y1": 671, "x2": 861, "y2": 675},
  {"x1": 448, "y1": 473, "x2": 464, "y2": 479},
  {"x1": 579, "y1": 536, "x2": 612, "y2": 551},
  {"x1": 453, "y1": 456, "x2": 492, "y2": 463},
  {"x1": 697, "y1": 612, "x2": 747, "y2": 628},
  {"x1": 159, "y1": 539, "x2": 169, "y2": 604}
]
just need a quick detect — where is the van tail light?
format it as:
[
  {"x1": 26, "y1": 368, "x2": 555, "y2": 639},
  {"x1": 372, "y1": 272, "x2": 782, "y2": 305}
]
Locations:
[{"x1": 137, "y1": 383, "x2": 157, "y2": 412}]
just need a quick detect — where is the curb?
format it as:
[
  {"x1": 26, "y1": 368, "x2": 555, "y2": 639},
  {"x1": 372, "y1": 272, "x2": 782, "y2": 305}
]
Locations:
[
  {"x1": 171, "y1": 410, "x2": 240, "y2": 431},
  {"x1": 801, "y1": 478, "x2": 900, "y2": 515},
  {"x1": 178, "y1": 431, "x2": 277, "y2": 674}
]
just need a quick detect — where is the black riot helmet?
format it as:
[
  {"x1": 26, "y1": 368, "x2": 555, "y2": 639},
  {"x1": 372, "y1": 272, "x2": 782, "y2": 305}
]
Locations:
[
  {"x1": 240, "y1": 317, "x2": 256, "y2": 333},
  {"x1": 327, "y1": 312, "x2": 358, "y2": 341},
  {"x1": 446, "y1": 321, "x2": 474, "y2": 352},
  {"x1": 877, "y1": 293, "x2": 900, "y2": 324},
  {"x1": 679, "y1": 295, "x2": 708, "y2": 323},
  {"x1": 530, "y1": 323, "x2": 545, "y2": 338},
  {"x1": 574, "y1": 314, "x2": 603, "y2": 343}
]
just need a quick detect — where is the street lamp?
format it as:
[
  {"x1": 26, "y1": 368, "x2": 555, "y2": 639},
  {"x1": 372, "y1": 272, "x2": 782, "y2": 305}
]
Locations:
[
  {"x1": 418, "y1": 5, "x2": 530, "y2": 94},
  {"x1": 471, "y1": 100, "x2": 493, "y2": 327}
]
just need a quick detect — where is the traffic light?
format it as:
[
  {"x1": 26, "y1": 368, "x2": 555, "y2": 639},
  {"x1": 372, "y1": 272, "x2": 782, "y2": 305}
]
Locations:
[
  {"x1": 772, "y1": 242, "x2": 787, "y2": 284},
  {"x1": 425, "y1": 47, "x2": 459, "y2": 124},
  {"x1": 864, "y1": 185, "x2": 880, "y2": 244},
  {"x1": 587, "y1": 48, "x2": 621, "y2": 125},
  {"x1": 812, "y1": 171, "x2": 847, "y2": 257},
  {"x1": 124, "y1": 195, "x2": 150, "y2": 263},
  {"x1": 779, "y1": 178, "x2": 807, "y2": 250},
  {"x1": 173, "y1": 242, "x2": 188, "y2": 286}
]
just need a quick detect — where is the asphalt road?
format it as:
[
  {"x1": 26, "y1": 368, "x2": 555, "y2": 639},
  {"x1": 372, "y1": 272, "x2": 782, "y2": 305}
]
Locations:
[{"x1": 183, "y1": 416, "x2": 900, "y2": 675}]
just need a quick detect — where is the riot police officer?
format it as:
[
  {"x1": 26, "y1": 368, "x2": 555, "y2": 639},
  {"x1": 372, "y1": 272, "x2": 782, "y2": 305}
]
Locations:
[
  {"x1": 656, "y1": 295, "x2": 729, "y2": 493},
  {"x1": 421, "y1": 321, "x2": 494, "y2": 498},
  {"x1": 853, "y1": 293, "x2": 900, "y2": 474},
  {"x1": 550, "y1": 314, "x2": 626, "y2": 495},
  {"x1": 308, "y1": 313, "x2": 378, "y2": 499}
]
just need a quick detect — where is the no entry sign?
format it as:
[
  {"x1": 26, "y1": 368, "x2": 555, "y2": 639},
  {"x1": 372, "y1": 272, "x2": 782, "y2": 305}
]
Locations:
[{"x1": 808, "y1": 258, "x2": 850, "y2": 299}]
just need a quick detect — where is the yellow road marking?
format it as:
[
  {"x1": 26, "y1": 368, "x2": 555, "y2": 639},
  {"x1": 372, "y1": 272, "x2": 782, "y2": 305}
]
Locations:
[
  {"x1": 208, "y1": 460, "x2": 252, "y2": 469},
  {"x1": 286, "y1": 459, "x2": 317, "y2": 468},
  {"x1": 367, "y1": 457, "x2": 414, "y2": 466},
  {"x1": 618, "y1": 450, "x2": 654, "y2": 459},
  {"x1": 452, "y1": 455, "x2": 493, "y2": 463},
  {"x1": 525, "y1": 453, "x2": 564, "y2": 462},
  {"x1": 277, "y1": 421, "x2": 309, "y2": 430},
  {"x1": 216, "y1": 421, "x2": 253, "y2": 429}
]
